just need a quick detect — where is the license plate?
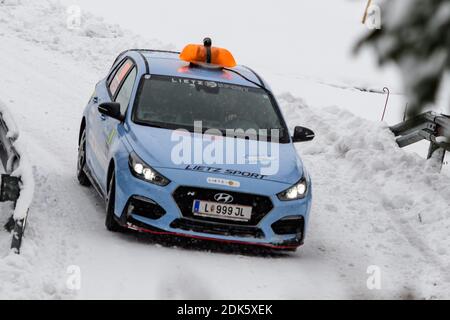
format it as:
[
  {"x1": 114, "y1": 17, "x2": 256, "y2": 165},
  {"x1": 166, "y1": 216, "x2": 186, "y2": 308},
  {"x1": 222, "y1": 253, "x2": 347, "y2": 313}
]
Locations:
[{"x1": 192, "y1": 200, "x2": 252, "y2": 222}]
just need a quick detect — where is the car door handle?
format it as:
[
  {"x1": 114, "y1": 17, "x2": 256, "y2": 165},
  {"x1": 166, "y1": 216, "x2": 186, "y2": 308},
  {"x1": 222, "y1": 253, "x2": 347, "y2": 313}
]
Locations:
[
  {"x1": 92, "y1": 96, "x2": 99, "y2": 103},
  {"x1": 100, "y1": 114, "x2": 106, "y2": 121}
]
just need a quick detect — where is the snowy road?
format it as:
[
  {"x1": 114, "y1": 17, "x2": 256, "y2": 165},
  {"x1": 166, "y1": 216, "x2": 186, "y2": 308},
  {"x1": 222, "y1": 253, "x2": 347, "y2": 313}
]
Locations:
[
  {"x1": 0, "y1": 1, "x2": 449, "y2": 299},
  {"x1": 0, "y1": 33, "x2": 348, "y2": 300}
]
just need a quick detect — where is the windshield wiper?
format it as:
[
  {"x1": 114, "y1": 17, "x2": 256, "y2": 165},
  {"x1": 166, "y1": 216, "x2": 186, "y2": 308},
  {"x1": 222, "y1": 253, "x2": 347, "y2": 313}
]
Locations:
[{"x1": 223, "y1": 67, "x2": 268, "y2": 92}]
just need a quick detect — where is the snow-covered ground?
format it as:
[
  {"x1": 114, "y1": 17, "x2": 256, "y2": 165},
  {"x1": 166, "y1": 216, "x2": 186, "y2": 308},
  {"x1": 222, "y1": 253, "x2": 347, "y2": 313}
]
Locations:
[{"x1": 0, "y1": 0, "x2": 449, "y2": 299}]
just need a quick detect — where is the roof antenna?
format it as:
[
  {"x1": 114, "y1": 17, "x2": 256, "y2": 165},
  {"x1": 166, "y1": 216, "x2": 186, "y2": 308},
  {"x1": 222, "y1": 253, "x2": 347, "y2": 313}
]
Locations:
[{"x1": 203, "y1": 37, "x2": 212, "y2": 64}]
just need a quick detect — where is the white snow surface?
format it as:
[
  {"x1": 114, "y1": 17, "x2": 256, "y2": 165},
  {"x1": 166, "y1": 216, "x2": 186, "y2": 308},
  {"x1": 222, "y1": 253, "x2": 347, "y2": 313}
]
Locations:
[{"x1": 0, "y1": 0, "x2": 449, "y2": 299}]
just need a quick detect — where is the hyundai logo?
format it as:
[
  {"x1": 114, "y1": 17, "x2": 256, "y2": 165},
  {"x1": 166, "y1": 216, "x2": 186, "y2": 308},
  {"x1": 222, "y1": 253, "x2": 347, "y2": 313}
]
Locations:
[{"x1": 214, "y1": 193, "x2": 234, "y2": 204}]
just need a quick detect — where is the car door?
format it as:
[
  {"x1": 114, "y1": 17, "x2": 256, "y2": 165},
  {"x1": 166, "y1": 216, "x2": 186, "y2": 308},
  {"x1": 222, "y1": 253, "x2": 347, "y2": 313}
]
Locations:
[
  {"x1": 98, "y1": 62, "x2": 137, "y2": 190},
  {"x1": 87, "y1": 58, "x2": 135, "y2": 191},
  {"x1": 86, "y1": 81, "x2": 108, "y2": 186}
]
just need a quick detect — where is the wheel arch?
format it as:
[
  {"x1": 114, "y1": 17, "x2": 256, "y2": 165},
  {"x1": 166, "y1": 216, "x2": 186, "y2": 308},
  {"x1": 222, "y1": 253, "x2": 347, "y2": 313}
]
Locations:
[
  {"x1": 106, "y1": 159, "x2": 115, "y2": 193},
  {"x1": 78, "y1": 117, "x2": 86, "y2": 145}
]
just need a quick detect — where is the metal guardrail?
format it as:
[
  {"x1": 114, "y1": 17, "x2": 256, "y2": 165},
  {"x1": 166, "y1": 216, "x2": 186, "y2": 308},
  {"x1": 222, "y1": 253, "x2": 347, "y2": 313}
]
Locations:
[
  {"x1": 0, "y1": 111, "x2": 28, "y2": 254},
  {"x1": 390, "y1": 112, "x2": 450, "y2": 170}
]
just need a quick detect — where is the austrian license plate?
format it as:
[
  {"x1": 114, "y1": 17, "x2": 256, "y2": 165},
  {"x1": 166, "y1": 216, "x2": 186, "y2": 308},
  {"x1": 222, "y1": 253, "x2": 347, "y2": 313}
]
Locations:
[{"x1": 192, "y1": 200, "x2": 252, "y2": 222}]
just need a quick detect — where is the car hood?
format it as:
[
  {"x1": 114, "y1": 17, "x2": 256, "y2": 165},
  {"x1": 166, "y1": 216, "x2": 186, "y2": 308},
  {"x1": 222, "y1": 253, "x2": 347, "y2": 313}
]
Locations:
[{"x1": 125, "y1": 124, "x2": 304, "y2": 185}]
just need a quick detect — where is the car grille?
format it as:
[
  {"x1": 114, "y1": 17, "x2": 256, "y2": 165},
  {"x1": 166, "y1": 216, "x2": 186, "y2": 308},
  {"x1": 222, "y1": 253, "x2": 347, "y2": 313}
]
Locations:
[
  {"x1": 170, "y1": 218, "x2": 264, "y2": 238},
  {"x1": 172, "y1": 186, "x2": 273, "y2": 226}
]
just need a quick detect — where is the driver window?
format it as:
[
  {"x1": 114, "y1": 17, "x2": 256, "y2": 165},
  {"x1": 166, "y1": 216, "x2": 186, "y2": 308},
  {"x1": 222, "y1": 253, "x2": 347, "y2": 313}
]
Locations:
[
  {"x1": 109, "y1": 59, "x2": 133, "y2": 97},
  {"x1": 115, "y1": 67, "x2": 137, "y2": 115}
]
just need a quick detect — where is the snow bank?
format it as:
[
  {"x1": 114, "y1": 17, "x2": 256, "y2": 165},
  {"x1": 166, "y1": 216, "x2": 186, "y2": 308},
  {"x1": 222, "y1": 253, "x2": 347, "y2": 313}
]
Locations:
[
  {"x1": 0, "y1": 100, "x2": 53, "y2": 299},
  {"x1": 0, "y1": 0, "x2": 174, "y2": 72},
  {"x1": 0, "y1": 241, "x2": 69, "y2": 299},
  {"x1": 0, "y1": 100, "x2": 34, "y2": 220},
  {"x1": 279, "y1": 93, "x2": 450, "y2": 267}
]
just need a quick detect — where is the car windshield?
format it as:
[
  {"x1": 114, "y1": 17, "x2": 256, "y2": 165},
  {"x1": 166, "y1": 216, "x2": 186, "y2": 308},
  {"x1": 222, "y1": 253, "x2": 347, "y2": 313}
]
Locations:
[{"x1": 133, "y1": 75, "x2": 289, "y2": 143}]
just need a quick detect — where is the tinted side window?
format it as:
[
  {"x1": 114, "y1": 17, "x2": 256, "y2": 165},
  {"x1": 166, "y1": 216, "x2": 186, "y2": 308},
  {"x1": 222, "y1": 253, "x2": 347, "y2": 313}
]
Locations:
[
  {"x1": 108, "y1": 59, "x2": 133, "y2": 97},
  {"x1": 115, "y1": 67, "x2": 137, "y2": 115}
]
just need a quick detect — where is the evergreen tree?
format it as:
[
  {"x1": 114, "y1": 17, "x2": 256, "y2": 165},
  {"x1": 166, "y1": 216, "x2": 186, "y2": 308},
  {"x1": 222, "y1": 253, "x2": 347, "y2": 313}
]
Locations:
[{"x1": 357, "y1": 0, "x2": 450, "y2": 116}]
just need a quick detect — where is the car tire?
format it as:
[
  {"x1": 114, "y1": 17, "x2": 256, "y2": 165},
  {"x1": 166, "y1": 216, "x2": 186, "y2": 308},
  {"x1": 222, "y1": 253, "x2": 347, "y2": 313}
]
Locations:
[
  {"x1": 105, "y1": 171, "x2": 123, "y2": 232},
  {"x1": 77, "y1": 129, "x2": 91, "y2": 187}
]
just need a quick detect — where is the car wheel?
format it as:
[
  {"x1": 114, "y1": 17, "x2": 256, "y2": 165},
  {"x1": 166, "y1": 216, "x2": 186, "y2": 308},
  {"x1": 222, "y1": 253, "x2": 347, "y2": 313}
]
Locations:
[
  {"x1": 105, "y1": 171, "x2": 123, "y2": 232},
  {"x1": 77, "y1": 129, "x2": 91, "y2": 186}
]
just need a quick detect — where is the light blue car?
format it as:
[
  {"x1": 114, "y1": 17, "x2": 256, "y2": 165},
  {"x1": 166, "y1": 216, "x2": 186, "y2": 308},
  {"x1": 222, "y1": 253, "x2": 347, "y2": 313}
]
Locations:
[{"x1": 77, "y1": 41, "x2": 314, "y2": 251}]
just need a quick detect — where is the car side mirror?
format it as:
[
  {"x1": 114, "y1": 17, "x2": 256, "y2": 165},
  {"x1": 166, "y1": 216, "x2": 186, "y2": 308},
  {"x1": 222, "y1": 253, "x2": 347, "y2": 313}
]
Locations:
[
  {"x1": 98, "y1": 102, "x2": 124, "y2": 122},
  {"x1": 292, "y1": 126, "x2": 315, "y2": 143}
]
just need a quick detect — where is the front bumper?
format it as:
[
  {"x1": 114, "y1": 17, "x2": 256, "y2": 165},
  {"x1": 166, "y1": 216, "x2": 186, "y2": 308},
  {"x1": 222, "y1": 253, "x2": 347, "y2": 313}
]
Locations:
[
  {"x1": 114, "y1": 164, "x2": 312, "y2": 251},
  {"x1": 124, "y1": 216, "x2": 303, "y2": 251}
]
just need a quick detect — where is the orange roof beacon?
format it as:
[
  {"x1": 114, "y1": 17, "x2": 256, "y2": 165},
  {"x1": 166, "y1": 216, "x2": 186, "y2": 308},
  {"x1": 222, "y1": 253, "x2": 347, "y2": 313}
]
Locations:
[{"x1": 180, "y1": 38, "x2": 237, "y2": 68}]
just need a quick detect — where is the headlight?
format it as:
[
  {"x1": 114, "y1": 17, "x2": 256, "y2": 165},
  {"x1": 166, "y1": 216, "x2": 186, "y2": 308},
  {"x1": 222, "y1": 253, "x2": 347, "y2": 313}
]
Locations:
[
  {"x1": 277, "y1": 177, "x2": 308, "y2": 201},
  {"x1": 129, "y1": 152, "x2": 170, "y2": 186}
]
